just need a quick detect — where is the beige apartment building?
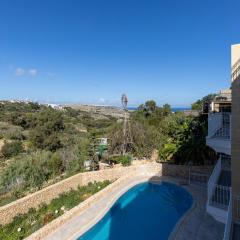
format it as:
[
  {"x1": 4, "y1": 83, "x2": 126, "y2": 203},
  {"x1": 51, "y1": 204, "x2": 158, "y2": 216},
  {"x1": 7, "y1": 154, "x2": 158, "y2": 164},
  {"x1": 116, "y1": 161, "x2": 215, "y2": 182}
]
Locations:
[
  {"x1": 205, "y1": 44, "x2": 240, "y2": 239},
  {"x1": 231, "y1": 44, "x2": 240, "y2": 238}
]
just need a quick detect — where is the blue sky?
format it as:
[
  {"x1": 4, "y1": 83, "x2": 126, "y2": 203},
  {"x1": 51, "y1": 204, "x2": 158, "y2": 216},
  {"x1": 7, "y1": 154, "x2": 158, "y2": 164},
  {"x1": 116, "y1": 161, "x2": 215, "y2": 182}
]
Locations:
[{"x1": 0, "y1": 0, "x2": 240, "y2": 107}]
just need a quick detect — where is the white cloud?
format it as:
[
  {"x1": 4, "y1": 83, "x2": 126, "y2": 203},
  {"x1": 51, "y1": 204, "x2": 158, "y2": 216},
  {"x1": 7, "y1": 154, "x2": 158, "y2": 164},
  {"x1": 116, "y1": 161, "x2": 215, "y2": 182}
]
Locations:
[
  {"x1": 14, "y1": 67, "x2": 38, "y2": 77},
  {"x1": 15, "y1": 67, "x2": 25, "y2": 76},
  {"x1": 98, "y1": 98, "x2": 106, "y2": 104},
  {"x1": 29, "y1": 69, "x2": 38, "y2": 76}
]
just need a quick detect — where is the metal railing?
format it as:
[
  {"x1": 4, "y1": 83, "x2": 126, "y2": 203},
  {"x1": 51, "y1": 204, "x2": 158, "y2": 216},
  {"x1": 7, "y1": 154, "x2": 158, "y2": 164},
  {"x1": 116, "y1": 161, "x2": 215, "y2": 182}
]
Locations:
[
  {"x1": 208, "y1": 113, "x2": 223, "y2": 138},
  {"x1": 221, "y1": 154, "x2": 231, "y2": 171},
  {"x1": 207, "y1": 157, "x2": 231, "y2": 209},
  {"x1": 207, "y1": 113, "x2": 231, "y2": 139},
  {"x1": 208, "y1": 184, "x2": 231, "y2": 209},
  {"x1": 223, "y1": 191, "x2": 232, "y2": 240},
  {"x1": 213, "y1": 126, "x2": 231, "y2": 139},
  {"x1": 208, "y1": 158, "x2": 222, "y2": 202}
]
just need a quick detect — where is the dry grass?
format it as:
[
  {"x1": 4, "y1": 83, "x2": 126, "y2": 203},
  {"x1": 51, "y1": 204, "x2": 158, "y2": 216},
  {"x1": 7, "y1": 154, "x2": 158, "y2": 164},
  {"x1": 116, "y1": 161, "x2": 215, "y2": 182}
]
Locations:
[{"x1": 0, "y1": 139, "x2": 4, "y2": 151}]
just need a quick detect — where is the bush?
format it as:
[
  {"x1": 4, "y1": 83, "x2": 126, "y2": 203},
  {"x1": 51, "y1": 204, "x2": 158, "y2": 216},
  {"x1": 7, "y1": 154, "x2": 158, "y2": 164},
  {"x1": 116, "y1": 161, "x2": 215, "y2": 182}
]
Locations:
[
  {"x1": 48, "y1": 153, "x2": 63, "y2": 175},
  {"x1": 111, "y1": 155, "x2": 132, "y2": 166},
  {"x1": 120, "y1": 155, "x2": 132, "y2": 166},
  {"x1": 159, "y1": 143, "x2": 178, "y2": 161},
  {"x1": 1, "y1": 141, "x2": 24, "y2": 158},
  {"x1": 0, "y1": 122, "x2": 23, "y2": 140},
  {"x1": 0, "y1": 151, "x2": 52, "y2": 192},
  {"x1": 29, "y1": 109, "x2": 64, "y2": 151}
]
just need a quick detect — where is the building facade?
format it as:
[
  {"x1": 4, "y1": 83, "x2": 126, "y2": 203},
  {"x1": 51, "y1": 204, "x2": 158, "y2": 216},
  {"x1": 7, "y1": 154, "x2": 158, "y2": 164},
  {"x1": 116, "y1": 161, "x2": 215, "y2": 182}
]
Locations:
[
  {"x1": 206, "y1": 44, "x2": 240, "y2": 239},
  {"x1": 231, "y1": 44, "x2": 240, "y2": 239}
]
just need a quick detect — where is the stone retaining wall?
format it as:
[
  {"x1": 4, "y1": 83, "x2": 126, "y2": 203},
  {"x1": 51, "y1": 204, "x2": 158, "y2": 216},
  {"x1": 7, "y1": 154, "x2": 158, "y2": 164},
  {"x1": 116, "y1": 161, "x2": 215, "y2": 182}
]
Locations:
[
  {"x1": 0, "y1": 162, "x2": 212, "y2": 226},
  {"x1": 26, "y1": 163, "x2": 162, "y2": 240},
  {"x1": 0, "y1": 165, "x2": 138, "y2": 225}
]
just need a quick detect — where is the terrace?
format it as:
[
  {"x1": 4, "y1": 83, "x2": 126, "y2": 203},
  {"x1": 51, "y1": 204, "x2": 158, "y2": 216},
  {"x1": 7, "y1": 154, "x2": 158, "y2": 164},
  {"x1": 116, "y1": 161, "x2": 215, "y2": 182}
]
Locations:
[{"x1": 206, "y1": 112, "x2": 231, "y2": 155}]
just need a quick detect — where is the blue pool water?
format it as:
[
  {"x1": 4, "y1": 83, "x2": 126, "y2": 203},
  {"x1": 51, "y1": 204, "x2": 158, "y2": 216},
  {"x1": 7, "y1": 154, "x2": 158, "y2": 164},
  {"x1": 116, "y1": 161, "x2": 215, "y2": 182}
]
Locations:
[{"x1": 78, "y1": 182, "x2": 193, "y2": 240}]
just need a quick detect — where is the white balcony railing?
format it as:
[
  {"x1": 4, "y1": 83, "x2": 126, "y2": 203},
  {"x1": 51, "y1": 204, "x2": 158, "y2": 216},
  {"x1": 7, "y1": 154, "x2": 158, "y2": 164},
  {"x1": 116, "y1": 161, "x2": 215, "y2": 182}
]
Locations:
[
  {"x1": 207, "y1": 157, "x2": 231, "y2": 209},
  {"x1": 208, "y1": 184, "x2": 231, "y2": 209},
  {"x1": 208, "y1": 158, "x2": 222, "y2": 203},
  {"x1": 207, "y1": 113, "x2": 231, "y2": 140},
  {"x1": 208, "y1": 113, "x2": 223, "y2": 138},
  {"x1": 221, "y1": 154, "x2": 231, "y2": 171},
  {"x1": 223, "y1": 191, "x2": 232, "y2": 240}
]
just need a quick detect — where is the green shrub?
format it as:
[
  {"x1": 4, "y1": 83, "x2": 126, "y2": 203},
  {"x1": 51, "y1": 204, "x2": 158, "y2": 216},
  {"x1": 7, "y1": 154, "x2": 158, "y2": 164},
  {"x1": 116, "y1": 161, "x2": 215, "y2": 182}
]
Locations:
[
  {"x1": 111, "y1": 155, "x2": 132, "y2": 166},
  {"x1": 120, "y1": 155, "x2": 132, "y2": 166},
  {"x1": 0, "y1": 151, "x2": 52, "y2": 192},
  {"x1": 0, "y1": 122, "x2": 23, "y2": 140},
  {"x1": 29, "y1": 128, "x2": 62, "y2": 151},
  {"x1": 29, "y1": 109, "x2": 64, "y2": 151},
  {"x1": 48, "y1": 153, "x2": 63, "y2": 175},
  {"x1": 1, "y1": 141, "x2": 24, "y2": 158},
  {"x1": 159, "y1": 143, "x2": 178, "y2": 161}
]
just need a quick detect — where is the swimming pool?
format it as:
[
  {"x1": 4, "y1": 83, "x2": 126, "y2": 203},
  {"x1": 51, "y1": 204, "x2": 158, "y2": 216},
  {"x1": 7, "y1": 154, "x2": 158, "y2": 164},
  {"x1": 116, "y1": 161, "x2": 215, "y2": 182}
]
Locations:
[{"x1": 78, "y1": 182, "x2": 193, "y2": 240}]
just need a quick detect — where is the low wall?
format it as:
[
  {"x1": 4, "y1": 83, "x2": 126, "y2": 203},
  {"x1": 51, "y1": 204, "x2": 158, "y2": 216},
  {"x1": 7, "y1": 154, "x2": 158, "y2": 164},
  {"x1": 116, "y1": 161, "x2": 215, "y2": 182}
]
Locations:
[
  {"x1": 0, "y1": 162, "x2": 212, "y2": 226},
  {"x1": 162, "y1": 163, "x2": 213, "y2": 179},
  {"x1": 27, "y1": 163, "x2": 162, "y2": 240},
  {"x1": 0, "y1": 165, "x2": 138, "y2": 225}
]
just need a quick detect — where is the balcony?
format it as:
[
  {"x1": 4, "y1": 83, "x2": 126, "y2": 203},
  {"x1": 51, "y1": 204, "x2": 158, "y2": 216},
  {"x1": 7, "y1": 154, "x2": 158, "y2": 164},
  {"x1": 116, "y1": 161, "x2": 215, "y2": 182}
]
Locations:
[
  {"x1": 207, "y1": 155, "x2": 231, "y2": 223},
  {"x1": 206, "y1": 113, "x2": 231, "y2": 155}
]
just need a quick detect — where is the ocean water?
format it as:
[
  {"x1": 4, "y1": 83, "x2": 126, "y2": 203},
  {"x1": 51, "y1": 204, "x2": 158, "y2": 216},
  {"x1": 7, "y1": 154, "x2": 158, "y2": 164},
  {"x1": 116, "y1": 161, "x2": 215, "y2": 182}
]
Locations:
[{"x1": 78, "y1": 182, "x2": 193, "y2": 240}]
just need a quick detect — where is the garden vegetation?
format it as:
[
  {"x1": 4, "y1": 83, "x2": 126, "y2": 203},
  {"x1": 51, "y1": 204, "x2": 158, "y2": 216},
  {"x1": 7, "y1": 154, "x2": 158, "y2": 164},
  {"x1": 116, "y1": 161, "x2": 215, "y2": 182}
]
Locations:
[
  {"x1": 0, "y1": 181, "x2": 111, "y2": 240},
  {"x1": 0, "y1": 96, "x2": 217, "y2": 207},
  {"x1": 0, "y1": 102, "x2": 114, "y2": 205}
]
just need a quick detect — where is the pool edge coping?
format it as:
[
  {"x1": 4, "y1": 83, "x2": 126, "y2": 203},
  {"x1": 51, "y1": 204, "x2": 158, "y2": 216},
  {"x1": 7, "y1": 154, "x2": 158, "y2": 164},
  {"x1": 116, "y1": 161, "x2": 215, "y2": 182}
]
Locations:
[
  {"x1": 67, "y1": 176, "x2": 151, "y2": 240},
  {"x1": 68, "y1": 177, "x2": 194, "y2": 240},
  {"x1": 168, "y1": 185, "x2": 197, "y2": 240}
]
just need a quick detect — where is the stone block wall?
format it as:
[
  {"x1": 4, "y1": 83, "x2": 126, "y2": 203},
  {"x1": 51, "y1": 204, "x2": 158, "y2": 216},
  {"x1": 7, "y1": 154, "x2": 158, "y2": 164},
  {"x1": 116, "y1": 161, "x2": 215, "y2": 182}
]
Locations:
[
  {"x1": 0, "y1": 162, "x2": 212, "y2": 226},
  {"x1": 0, "y1": 165, "x2": 138, "y2": 225}
]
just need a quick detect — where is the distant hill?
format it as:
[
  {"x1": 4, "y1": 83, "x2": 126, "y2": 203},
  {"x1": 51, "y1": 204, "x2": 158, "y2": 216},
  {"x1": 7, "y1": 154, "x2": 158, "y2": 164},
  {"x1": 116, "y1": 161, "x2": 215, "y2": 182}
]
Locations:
[{"x1": 66, "y1": 104, "x2": 128, "y2": 119}]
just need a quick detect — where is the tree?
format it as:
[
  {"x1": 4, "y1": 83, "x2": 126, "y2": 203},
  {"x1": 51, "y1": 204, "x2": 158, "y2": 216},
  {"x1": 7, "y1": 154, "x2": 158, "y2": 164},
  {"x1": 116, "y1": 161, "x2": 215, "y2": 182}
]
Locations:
[
  {"x1": 87, "y1": 131, "x2": 99, "y2": 170},
  {"x1": 29, "y1": 109, "x2": 64, "y2": 151},
  {"x1": 173, "y1": 116, "x2": 218, "y2": 165},
  {"x1": 191, "y1": 94, "x2": 216, "y2": 111},
  {"x1": 145, "y1": 100, "x2": 157, "y2": 113},
  {"x1": 162, "y1": 104, "x2": 171, "y2": 116}
]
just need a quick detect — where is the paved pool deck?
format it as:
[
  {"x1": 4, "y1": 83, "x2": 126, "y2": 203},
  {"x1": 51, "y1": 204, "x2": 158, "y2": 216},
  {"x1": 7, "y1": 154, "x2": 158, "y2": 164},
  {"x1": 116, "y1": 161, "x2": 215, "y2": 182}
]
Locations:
[
  {"x1": 170, "y1": 181, "x2": 224, "y2": 240},
  {"x1": 42, "y1": 176, "x2": 224, "y2": 240}
]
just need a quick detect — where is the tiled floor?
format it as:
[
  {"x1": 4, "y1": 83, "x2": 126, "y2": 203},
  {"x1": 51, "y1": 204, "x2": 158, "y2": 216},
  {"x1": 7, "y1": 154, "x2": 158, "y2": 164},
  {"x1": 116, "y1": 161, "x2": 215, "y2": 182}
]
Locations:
[{"x1": 172, "y1": 183, "x2": 224, "y2": 240}]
